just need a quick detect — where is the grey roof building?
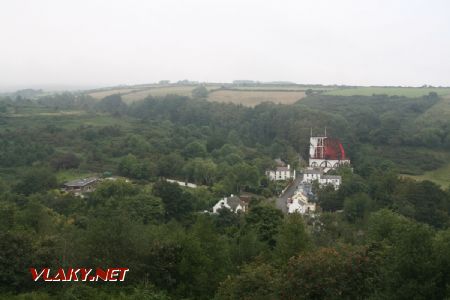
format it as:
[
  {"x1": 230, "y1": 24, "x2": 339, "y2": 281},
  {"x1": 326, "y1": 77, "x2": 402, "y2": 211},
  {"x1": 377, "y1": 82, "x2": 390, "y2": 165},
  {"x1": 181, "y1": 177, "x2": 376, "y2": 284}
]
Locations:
[{"x1": 63, "y1": 177, "x2": 99, "y2": 194}]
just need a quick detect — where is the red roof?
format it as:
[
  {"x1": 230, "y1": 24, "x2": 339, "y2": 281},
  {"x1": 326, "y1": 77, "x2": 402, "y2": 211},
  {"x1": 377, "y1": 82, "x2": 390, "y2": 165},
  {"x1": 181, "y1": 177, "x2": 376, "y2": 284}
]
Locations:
[
  {"x1": 313, "y1": 137, "x2": 347, "y2": 160},
  {"x1": 324, "y1": 138, "x2": 346, "y2": 160}
]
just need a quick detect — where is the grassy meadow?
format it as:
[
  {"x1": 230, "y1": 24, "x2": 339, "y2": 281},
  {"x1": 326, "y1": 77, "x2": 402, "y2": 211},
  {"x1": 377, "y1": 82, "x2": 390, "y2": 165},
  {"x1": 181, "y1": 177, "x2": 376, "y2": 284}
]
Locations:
[
  {"x1": 416, "y1": 95, "x2": 450, "y2": 126},
  {"x1": 325, "y1": 87, "x2": 450, "y2": 97},
  {"x1": 88, "y1": 88, "x2": 139, "y2": 99},
  {"x1": 122, "y1": 86, "x2": 197, "y2": 103},
  {"x1": 405, "y1": 163, "x2": 450, "y2": 188},
  {"x1": 86, "y1": 84, "x2": 309, "y2": 106},
  {"x1": 88, "y1": 85, "x2": 223, "y2": 103},
  {"x1": 207, "y1": 90, "x2": 306, "y2": 106}
]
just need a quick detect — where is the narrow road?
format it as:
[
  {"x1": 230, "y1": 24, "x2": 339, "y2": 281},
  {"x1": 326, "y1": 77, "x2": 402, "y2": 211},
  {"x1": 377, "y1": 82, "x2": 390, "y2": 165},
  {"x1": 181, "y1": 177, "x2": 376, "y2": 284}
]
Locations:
[{"x1": 276, "y1": 176, "x2": 303, "y2": 214}]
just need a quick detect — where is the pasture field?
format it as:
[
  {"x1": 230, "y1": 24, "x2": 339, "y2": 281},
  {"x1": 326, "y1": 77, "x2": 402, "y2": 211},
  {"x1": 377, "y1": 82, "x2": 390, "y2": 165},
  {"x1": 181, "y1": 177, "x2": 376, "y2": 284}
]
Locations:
[
  {"x1": 12, "y1": 110, "x2": 86, "y2": 117},
  {"x1": 401, "y1": 150, "x2": 450, "y2": 187},
  {"x1": 1, "y1": 108, "x2": 136, "y2": 131},
  {"x1": 88, "y1": 85, "x2": 222, "y2": 103},
  {"x1": 230, "y1": 85, "x2": 335, "y2": 91},
  {"x1": 122, "y1": 86, "x2": 197, "y2": 103},
  {"x1": 207, "y1": 90, "x2": 306, "y2": 106},
  {"x1": 325, "y1": 87, "x2": 450, "y2": 97},
  {"x1": 417, "y1": 95, "x2": 450, "y2": 126},
  {"x1": 88, "y1": 88, "x2": 139, "y2": 99},
  {"x1": 404, "y1": 163, "x2": 450, "y2": 188}
]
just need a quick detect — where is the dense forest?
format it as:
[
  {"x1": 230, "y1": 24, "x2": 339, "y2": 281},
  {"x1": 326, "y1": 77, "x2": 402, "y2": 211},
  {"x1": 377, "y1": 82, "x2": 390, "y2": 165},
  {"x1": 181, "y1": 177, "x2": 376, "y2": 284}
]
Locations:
[{"x1": 0, "y1": 91, "x2": 450, "y2": 299}]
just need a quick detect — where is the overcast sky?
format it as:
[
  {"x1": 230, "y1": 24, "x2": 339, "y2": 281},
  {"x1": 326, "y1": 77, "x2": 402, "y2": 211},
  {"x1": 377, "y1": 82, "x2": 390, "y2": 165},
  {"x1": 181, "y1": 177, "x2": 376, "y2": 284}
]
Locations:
[{"x1": 1, "y1": 0, "x2": 449, "y2": 91}]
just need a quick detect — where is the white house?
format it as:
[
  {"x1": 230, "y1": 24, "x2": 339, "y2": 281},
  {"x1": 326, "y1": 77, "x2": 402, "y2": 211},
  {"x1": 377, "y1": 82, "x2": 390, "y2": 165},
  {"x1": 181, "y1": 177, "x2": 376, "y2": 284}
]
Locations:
[
  {"x1": 302, "y1": 169, "x2": 341, "y2": 190},
  {"x1": 302, "y1": 169, "x2": 322, "y2": 181},
  {"x1": 288, "y1": 190, "x2": 316, "y2": 214},
  {"x1": 319, "y1": 175, "x2": 341, "y2": 189},
  {"x1": 266, "y1": 164, "x2": 296, "y2": 181},
  {"x1": 212, "y1": 195, "x2": 248, "y2": 214}
]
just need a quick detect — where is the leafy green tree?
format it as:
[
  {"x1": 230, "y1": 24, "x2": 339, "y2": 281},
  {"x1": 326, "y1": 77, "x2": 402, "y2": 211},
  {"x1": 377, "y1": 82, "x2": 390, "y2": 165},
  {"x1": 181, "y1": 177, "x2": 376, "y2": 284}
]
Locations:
[
  {"x1": 433, "y1": 229, "x2": 450, "y2": 298},
  {"x1": 317, "y1": 185, "x2": 341, "y2": 211},
  {"x1": 185, "y1": 216, "x2": 232, "y2": 298},
  {"x1": 50, "y1": 152, "x2": 80, "y2": 170},
  {"x1": 183, "y1": 158, "x2": 217, "y2": 185},
  {"x1": 72, "y1": 214, "x2": 144, "y2": 271},
  {"x1": 368, "y1": 209, "x2": 441, "y2": 299},
  {"x1": 0, "y1": 232, "x2": 36, "y2": 291},
  {"x1": 367, "y1": 209, "x2": 409, "y2": 242},
  {"x1": 157, "y1": 153, "x2": 185, "y2": 177},
  {"x1": 120, "y1": 194, "x2": 164, "y2": 224},
  {"x1": 0, "y1": 202, "x2": 17, "y2": 231},
  {"x1": 343, "y1": 192, "x2": 373, "y2": 223},
  {"x1": 182, "y1": 141, "x2": 207, "y2": 158},
  {"x1": 35, "y1": 191, "x2": 86, "y2": 217},
  {"x1": 152, "y1": 180, "x2": 193, "y2": 221},
  {"x1": 96, "y1": 94, "x2": 127, "y2": 115},
  {"x1": 224, "y1": 163, "x2": 260, "y2": 193},
  {"x1": 118, "y1": 154, "x2": 140, "y2": 178},
  {"x1": 214, "y1": 208, "x2": 240, "y2": 233},
  {"x1": 187, "y1": 186, "x2": 216, "y2": 210},
  {"x1": 215, "y1": 263, "x2": 279, "y2": 300},
  {"x1": 379, "y1": 222, "x2": 438, "y2": 299},
  {"x1": 394, "y1": 180, "x2": 449, "y2": 228},
  {"x1": 368, "y1": 170, "x2": 398, "y2": 207},
  {"x1": 192, "y1": 85, "x2": 209, "y2": 98},
  {"x1": 93, "y1": 179, "x2": 138, "y2": 199},
  {"x1": 281, "y1": 246, "x2": 379, "y2": 300},
  {"x1": 14, "y1": 168, "x2": 57, "y2": 196},
  {"x1": 312, "y1": 212, "x2": 344, "y2": 247},
  {"x1": 244, "y1": 205, "x2": 283, "y2": 247},
  {"x1": 274, "y1": 213, "x2": 311, "y2": 262},
  {"x1": 230, "y1": 228, "x2": 268, "y2": 266}
]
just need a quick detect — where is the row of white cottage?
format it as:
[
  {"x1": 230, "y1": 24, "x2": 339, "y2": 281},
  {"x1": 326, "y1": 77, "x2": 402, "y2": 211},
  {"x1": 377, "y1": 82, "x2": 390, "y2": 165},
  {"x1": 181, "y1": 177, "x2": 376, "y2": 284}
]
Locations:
[
  {"x1": 288, "y1": 169, "x2": 342, "y2": 214},
  {"x1": 265, "y1": 161, "x2": 341, "y2": 190},
  {"x1": 302, "y1": 169, "x2": 341, "y2": 190}
]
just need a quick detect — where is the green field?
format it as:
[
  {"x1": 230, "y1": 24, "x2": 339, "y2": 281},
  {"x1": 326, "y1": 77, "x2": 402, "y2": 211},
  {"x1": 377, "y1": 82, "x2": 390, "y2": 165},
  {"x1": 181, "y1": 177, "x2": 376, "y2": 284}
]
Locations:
[
  {"x1": 230, "y1": 85, "x2": 334, "y2": 91},
  {"x1": 87, "y1": 88, "x2": 139, "y2": 99},
  {"x1": 208, "y1": 89, "x2": 306, "y2": 107},
  {"x1": 416, "y1": 95, "x2": 450, "y2": 126},
  {"x1": 122, "y1": 86, "x2": 198, "y2": 103},
  {"x1": 2, "y1": 111, "x2": 136, "y2": 131},
  {"x1": 88, "y1": 84, "x2": 222, "y2": 103},
  {"x1": 405, "y1": 163, "x2": 450, "y2": 188},
  {"x1": 325, "y1": 87, "x2": 450, "y2": 97},
  {"x1": 400, "y1": 150, "x2": 450, "y2": 188},
  {"x1": 86, "y1": 84, "x2": 311, "y2": 106}
]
